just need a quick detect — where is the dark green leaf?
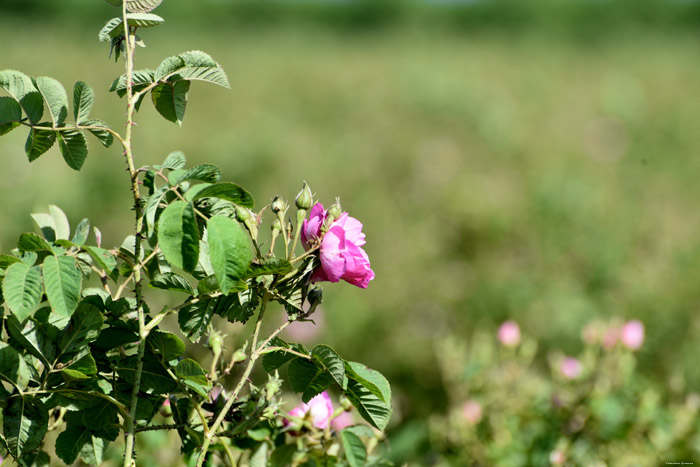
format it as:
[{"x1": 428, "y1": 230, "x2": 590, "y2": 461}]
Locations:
[
  {"x1": 215, "y1": 289, "x2": 256, "y2": 324},
  {"x1": 192, "y1": 182, "x2": 254, "y2": 208},
  {"x1": 248, "y1": 257, "x2": 292, "y2": 278},
  {"x1": 6, "y1": 314, "x2": 55, "y2": 366},
  {"x1": 118, "y1": 353, "x2": 176, "y2": 393},
  {"x1": 0, "y1": 254, "x2": 22, "y2": 269},
  {"x1": 147, "y1": 330, "x2": 185, "y2": 362},
  {"x1": 55, "y1": 424, "x2": 90, "y2": 465},
  {"x1": 175, "y1": 358, "x2": 211, "y2": 397},
  {"x1": 312, "y1": 344, "x2": 346, "y2": 389},
  {"x1": 43, "y1": 255, "x2": 82, "y2": 320},
  {"x1": 72, "y1": 81, "x2": 94, "y2": 124},
  {"x1": 151, "y1": 80, "x2": 189, "y2": 126},
  {"x1": 341, "y1": 429, "x2": 367, "y2": 467},
  {"x1": 271, "y1": 444, "x2": 297, "y2": 467},
  {"x1": 58, "y1": 302, "x2": 104, "y2": 355},
  {"x1": 0, "y1": 342, "x2": 31, "y2": 390},
  {"x1": 98, "y1": 17, "x2": 123, "y2": 42},
  {"x1": 66, "y1": 352, "x2": 97, "y2": 375},
  {"x1": 109, "y1": 69, "x2": 155, "y2": 95},
  {"x1": 4, "y1": 396, "x2": 48, "y2": 458},
  {"x1": 175, "y1": 163, "x2": 221, "y2": 184},
  {"x1": 346, "y1": 362, "x2": 391, "y2": 405},
  {"x1": 154, "y1": 56, "x2": 186, "y2": 81},
  {"x1": 145, "y1": 185, "x2": 168, "y2": 237},
  {"x1": 0, "y1": 96, "x2": 22, "y2": 125},
  {"x1": 3, "y1": 262, "x2": 42, "y2": 322},
  {"x1": 0, "y1": 70, "x2": 43, "y2": 123},
  {"x1": 344, "y1": 376, "x2": 392, "y2": 431},
  {"x1": 157, "y1": 200, "x2": 199, "y2": 272},
  {"x1": 33, "y1": 76, "x2": 68, "y2": 126},
  {"x1": 149, "y1": 272, "x2": 194, "y2": 295},
  {"x1": 25, "y1": 128, "x2": 56, "y2": 162},
  {"x1": 18, "y1": 232, "x2": 53, "y2": 253},
  {"x1": 262, "y1": 339, "x2": 309, "y2": 373},
  {"x1": 0, "y1": 120, "x2": 20, "y2": 136},
  {"x1": 92, "y1": 327, "x2": 138, "y2": 350},
  {"x1": 58, "y1": 129, "x2": 88, "y2": 170},
  {"x1": 81, "y1": 119, "x2": 113, "y2": 148},
  {"x1": 288, "y1": 357, "x2": 333, "y2": 403},
  {"x1": 178, "y1": 298, "x2": 215, "y2": 342},
  {"x1": 207, "y1": 215, "x2": 250, "y2": 294}
]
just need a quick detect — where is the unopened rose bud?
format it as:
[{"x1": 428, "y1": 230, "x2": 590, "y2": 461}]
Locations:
[
  {"x1": 327, "y1": 199, "x2": 342, "y2": 221},
  {"x1": 208, "y1": 331, "x2": 224, "y2": 356},
  {"x1": 339, "y1": 394, "x2": 353, "y2": 411},
  {"x1": 295, "y1": 182, "x2": 313, "y2": 210},
  {"x1": 236, "y1": 207, "x2": 258, "y2": 240},
  {"x1": 271, "y1": 195, "x2": 286, "y2": 214},
  {"x1": 235, "y1": 206, "x2": 251, "y2": 223},
  {"x1": 159, "y1": 397, "x2": 172, "y2": 417}
]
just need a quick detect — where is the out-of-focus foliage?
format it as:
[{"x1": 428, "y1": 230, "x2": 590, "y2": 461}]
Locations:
[{"x1": 2, "y1": 0, "x2": 700, "y2": 464}]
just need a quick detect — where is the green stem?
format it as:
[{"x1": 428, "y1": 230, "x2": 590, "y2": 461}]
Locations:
[{"x1": 122, "y1": 7, "x2": 147, "y2": 466}]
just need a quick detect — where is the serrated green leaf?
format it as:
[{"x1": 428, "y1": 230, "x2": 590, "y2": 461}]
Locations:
[
  {"x1": 72, "y1": 218, "x2": 90, "y2": 246},
  {"x1": 341, "y1": 429, "x2": 367, "y2": 467},
  {"x1": 83, "y1": 246, "x2": 118, "y2": 279},
  {"x1": 6, "y1": 314, "x2": 55, "y2": 367},
  {"x1": 192, "y1": 182, "x2": 254, "y2": 208},
  {"x1": 43, "y1": 255, "x2": 82, "y2": 320},
  {"x1": 55, "y1": 424, "x2": 90, "y2": 465},
  {"x1": 18, "y1": 232, "x2": 53, "y2": 253},
  {"x1": 175, "y1": 358, "x2": 211, "y2": 397},
  {"x1": 148, "y1": 330, "x2": 185, "y2": 362},
  {"x1": 98, "y1": 17, "x2": 123, "y2": 42},
  {"x1": 118, "y1": 353, "x2": 176, "y2": 393},
  {"x1": 0, "y1": 341, "x2": 31, "y2": 390},
  {"x1": 151, "y1": 80, "x2": 189, "y2": 126},
  {"x1": 126, "y1": 12, "x2": 164, "y2": 28},
  {"x1": 126, "y1": 0, "x2": 163, "y2": 13},
  {"x1": 271, "y1": 444, "x2": 297, "y2": 467},
  {"x1": 178, "y1": 298, "x2": 215, "y2": 342},
  {"x1": 149, "y1": 272, "x2": 195, "y2": 294},
  {"x1": 67, "y1": 352, "x2": 97, "y2": 375},
  {"x1": 344, "y1": 372, "x2": 392, "y2": 431},
  {"x1": 0, "y1": 96, "x2": 22, "y2": 126},
  {"x1": 33, "y1": 76, "x2": 68, "y2": 126},
  {"x1": 174, "y1": 50, "x2": 230, "y2": 88},
  {"x1": 0, "y1": 120, "x2": 20, "y2": 136},
  {"x1": 109, "y1": 69, "x2": 155, "y2": 95},
  {"x1": 312, "y1": 344, "x2": 346, "y2": 389},
  {"x1": 144, "y1": 185, "x2": 168, "y2": 238},
  {"x1": 262, "y1": 339, "x2": 309, "y2": 373},
  {"x1": 175, "y1": 164, "x2": 221, "y2": 184},
  {"x1": 0, "y1": 69, "x2": 43, "y2": 123},
  {"x1": 73, "y1": 81, "x2": 94, "y2": 124},
  {"x1": 49, "y1": 204, "x2": 70, "y2": 240},
  {"x1": 25, "y1": 128, "x2": 56, "y2": 162},
  {"x1": 4, "y1": 396, "x2": 48, "y2": 459},
  {"x1": 3, "y1": 262, "x2": 42, "y2": 322},
  {"x1": 81, "y1": 119, "x2": 114, "y2": 148},
  {"x1": 207, "y1": 215, "x2": 250, "y2": 294},
  {"x1": 157, "y1": 200, "x2": 199, "y2": 272},
  {"x1": 155, "y1": 56, "x2": 186, "y2": 81},
  {"x1": 80, "y1": 433, "x2": 107, "y2": 466},
  {"x1": 288, "y1": 357, "x2": 333, "y2": 403},
  {"x1": 30, "y1": 212, "x2": 56, "y2": 241},
  {"x1": 162, "y1": 150, "x2": 186, "y2": 170},
  {"x1": 0, "y1": 254, "x2": 22, "y2": 269},
  {"x1": 346, "y1": 362, "x2": 391, "y2": 405},
  {"x1": 58, "y1": 302, "x2": 104, "y2": 355},
  {"x1": 215, "y1": 288, "x2": 256, "y2": 324},
  {"x1": 58, "y1": 129, "x2": 88, "y2": 170},
  {"x1": 92, "y1": 327, "x2": 138, "y2": 350},
  {"x1": 248, "y1": 257, "x2": 292, "y2": 278}
]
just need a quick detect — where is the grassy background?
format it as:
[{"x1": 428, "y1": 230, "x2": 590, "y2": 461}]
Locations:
[{"x1": 2, "y1": 0, "x2": 700, "y2": 463}]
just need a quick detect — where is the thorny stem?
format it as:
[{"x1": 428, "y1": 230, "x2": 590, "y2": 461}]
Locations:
[{"x1": 122, "y1": 5, "x2": 147, "y2": 466}]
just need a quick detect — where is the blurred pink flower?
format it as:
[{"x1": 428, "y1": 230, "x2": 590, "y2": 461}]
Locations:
[
  {"x1": 301, "y1": 203, "x2": 374, "y2": 289},
  {"x1": 498, "y1": 321, "x2": 521, "y2": 347},
  {"x1": 621, "y1": 320, "x2": 644, "y2": 350},
  {"x1": 602, "y1": 325, "x2": 620, "y2": 350},
  {"x1": 286, "y1": 308, "x2": 325, "y2": 342},
  {"x1": 461, "y1": 400, "x2": 483, "y2": 424},
  {"x1": 559, "y1": 357, "x2": 582, "y2": 380},
  {"x1": 581, "y1": 323, "x2": 599, "y2": 344},
  {"x1": 549, "y1": 450, "x2": 566, "y2": 465},
  {"x1": 331, "y1": 411, "x2": 355, "y2": 431},
  {"x1": 286, "y1": 391, "x2": 334, "y2": 430}
]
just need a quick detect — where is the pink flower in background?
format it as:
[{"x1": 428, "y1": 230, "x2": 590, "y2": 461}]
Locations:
[
  {"x1": 301, "y1": 203, "x2": 375, "y2": 289},
  {"x1": 286, "y1": 308, "x2": 325, "y2": 342},
  {"x1": 559, "y1": 357, "x2": 582, "y2": 380},
  {"x1": 581, "y1": 323, "x2": 599, "y2": 344},
  {"x1": 602, "y1": 325, "x2": 620, "y2": 350},
  {"x1": 331, "y1": 411, "x2": 355, "y2": 431},
  {"x1": 461, "y1": 400, "x2": 483, "y2": 424},
  {"x1": 498, "y1": 320, "x2": 521, "y2": 347},
  {"x1": 287, "y1": 391, "x2": 334, "y2": 429},
  {"x1": 549, "y1": 450, "x2": 566, "y2": 465},
  {"x1": 621, "y1": 320, "x2": 644, "y2": 350}
]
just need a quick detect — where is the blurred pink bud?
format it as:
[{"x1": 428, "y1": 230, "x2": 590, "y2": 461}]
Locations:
[
  {"x1": 602, "y1": 325, "x2": 620, "y2": 350},
  {"x1": 461, "y1": 400, "x2": 483, "y2": 424},
  {"x1": 331, "y1": 411, "x2": 355, "y2": 431},
  {"x1": 581, "y1": 323, "x2": 599, "y2": 344},
  {"x1": 286, "y1": 391, "x2": 334, "y2": 430},
  {"x1": 162, "y1": 398, "x2": 170, "y2": 408},
  {"x1": 621, "y1": 320, "x2": 644, "y2": 350},
  {"x1": 559, "y1": 357, "x2": 582, "y2": 380},
  {"x1": 498, "y1": 321, "x2": 521, "y2": 347},
  {"x1": 549, "y1": 450, "x2": 565, "y2": 465}
]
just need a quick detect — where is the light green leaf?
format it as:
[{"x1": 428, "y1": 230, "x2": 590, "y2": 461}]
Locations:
[
  {"x1": 81, "y1": 119, "x2": 114, "y2": 147},
  {"x1": 3, "y1": 262, "x2": 42, "y2": 322},
  {"x1": 58, "y1": 129, "x2": 88, "y2": 170},
  {"x1": 43, "y1": 255, "x2": 82, "y2": 320},
  {"x1": 18, "y1": 232, "x2": 53, "y2": 253},
  {"x1": 346, "y1": 362, "x2": 391, "y2": 405},
  {"x1": 175, "y1": 358, "x2": 211, "y2": 397},
  {"x1": 73, "y1": 81, "x2": 94, "y2": 124},
  {"x1": 83, "y1": 246, "x2": 118, "y2": 279},
  {"x1": 312, "y1": 344, "x2": 346, "y2": 389},
  {"x1": 0, "y1": 69, "x2": 43, "y2": 123},
  {"x1": 144, "y1": 185, "x2": 168, "y2": 237},
  {"x1": 157, "y1": 200, "x2": 199, "y2": 272},
  {"x1": 33, "y1": 76, "x2": 68, "y2": 126},
  {"x1": 98, "y1": 17, "x2": 124, "y2": 42},
  {"x1": 0, "y1": 96, "x2": 22, "y2": 126},
  {"x1": 288, "y1": 357, "x2": 333, "y2": 403},
  {"x1": 126, "y1": 0, "x2": 163, "y2": 13},
  {"x1": 192, "y1": 182, "x2": 254, "y2": 208},
  {"x1": 151, "y1": 80, "x2": 190, "y2": 126},
  {"x1": 162, "y1": 150, "x2": 186, "y2": 170},
  {"x1": 58, "y1": 302, "x2": 104, "y2": 355},
  {"x1": 174, "y1": 50, "x2": 230, "y2": 88},
  {"x1": 80, "y1": 433, "x2": 107, "y2": 466},
  {"x1": 341, "y1": 429, "x2": 367, "y2": 467},
  {"x1": 109, "y1": 69, "x2": 155, "y2": 95},
  {"x1": 150, "y1": 272, "x2": 195, "y2": 294},
  {"x1": 0, "y1": 341, "x2": 31, "y2": 390},
  {"x1": 125, "y1": 12, "x2": 164, "y2": 28},
  {"x1": 3, "y1": 396, "x2": 49, "y2": 459},
  {"x1": 155, "y1": 56, "x2": 186, "y2": 81},
  {"x1": 30, "y1": 212, "x2": 56, "y2": 242},
  {"x1": 25, "y1": 128, "x2": 56, "y2": 162},
  {"x1": 72, "y1": 218, "x2": 90, "y2": 246},
  {"x1": 344, "y1": 364, "x2": 392, "y2": 431},
  {"x1": 249, "y1": 442, "x2": 269, "y2": 467},
  {"x1": 207, "y1": 215, "x2": 250, "y2": 294},
  {"x1": 175, "y1": 164, "x2": 221, "y2": 184},
  {"x1": 49, "y1": 204, "x2": 71, "y2": 240}
]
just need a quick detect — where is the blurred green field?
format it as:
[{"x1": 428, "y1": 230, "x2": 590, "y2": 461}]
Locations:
[{"x1": 3, "y1": 1, "x2": 700, "y2": 464}]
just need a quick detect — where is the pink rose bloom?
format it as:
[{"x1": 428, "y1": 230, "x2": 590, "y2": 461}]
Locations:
[
  {"x1": 559, "y1": 357, "x2": 582, "y2": 380},
  {"x1": 301, "y1": 203, "x2": 375, "y2": 289},
  {"x1": 286, "y1": 391, "x2": 334, "y2": 430},
  {"x1": 621, "y1": 320, "x2": 644, "y2": 350},
  {"x1": 331, "y1": 411, "x2": 355, "y2": 431},
  {"x1": 498, "y1": 320, "x2": 521, "y2": 347},
  {"x1": 461, "y1": 400, "x2": 483, "y2": 424}
]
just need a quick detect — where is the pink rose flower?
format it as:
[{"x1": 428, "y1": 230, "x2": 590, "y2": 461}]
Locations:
[
  {"x1": 461, "y1": 400, "x2": 483, "y2": 424},
  {"x1": 559, "y1": 357, "x2": 582, "y2": 380},
  {"x1": 498, "y1": 320, "x2": 521, "y2": 347},
  {"x1": 301, "y1": 203, "x2": 375, "y2": 289},
  {"x1": 621, "y1": 320, "x2": 644, "y2": 350},
  {"x1": 331, "y1": 411, "x2": 355, "y2": 431},
  {"x1": 286, "y1": 391, "x2": 334, "y2": 430}
]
